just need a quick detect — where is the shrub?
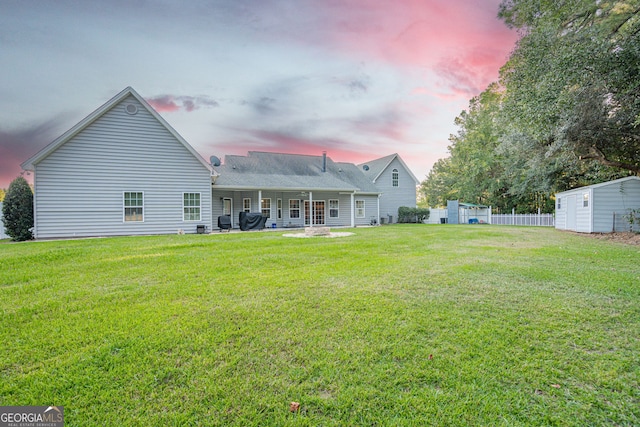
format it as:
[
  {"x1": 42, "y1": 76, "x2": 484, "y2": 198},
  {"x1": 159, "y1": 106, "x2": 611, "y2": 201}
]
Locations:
[
  {"x1": 397, "y1": 206, "x2": 430, "y2": 223},
  {"x1": 2, "y1": 176, "x2": 34, "y2": 241}
]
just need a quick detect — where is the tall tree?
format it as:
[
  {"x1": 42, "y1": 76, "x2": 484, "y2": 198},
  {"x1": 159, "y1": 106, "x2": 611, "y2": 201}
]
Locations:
[{"x1": 499, "y1": 0, "x2": 640, "y2": 176}]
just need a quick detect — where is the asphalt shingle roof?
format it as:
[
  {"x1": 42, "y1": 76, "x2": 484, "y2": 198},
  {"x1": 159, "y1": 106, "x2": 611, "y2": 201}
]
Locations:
[{"x1": 213, "y1": 152, "x2": 380, "y2": 193}]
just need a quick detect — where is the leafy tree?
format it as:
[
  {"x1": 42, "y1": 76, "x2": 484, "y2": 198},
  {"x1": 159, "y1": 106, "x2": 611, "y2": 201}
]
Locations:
[
  {"x1": 499, "y1": 0, "x2": 640, "y2": 175},
  {"x1": 2, "y1": 176, "x2": 34, "y2": 241}
]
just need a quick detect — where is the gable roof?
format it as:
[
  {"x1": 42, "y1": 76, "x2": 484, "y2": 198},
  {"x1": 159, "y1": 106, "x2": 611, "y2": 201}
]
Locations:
[
  {"x1": 555, "y1": 176, "x2": 640, "y2": 196},
  {"x1": 358, "y1": 153, "x2": 419, "y2": 184},
  {"x1": 213, "y1": 151, "x2": 380, "y2": 193},
  {"x1": 21, "y1": 86, "x2": 212, "y2": 173}
]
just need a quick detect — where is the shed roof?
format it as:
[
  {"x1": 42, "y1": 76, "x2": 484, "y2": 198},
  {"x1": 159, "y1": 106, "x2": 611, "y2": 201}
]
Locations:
[
  {"x1": 555, "y1": 176, "x2": 640, "y2": 196},
  {"x1": 213, "y1": 151, "x2": 380, "y2": 193}
]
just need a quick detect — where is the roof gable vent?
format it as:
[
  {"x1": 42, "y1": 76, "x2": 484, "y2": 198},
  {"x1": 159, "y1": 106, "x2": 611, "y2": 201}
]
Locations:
[{"x1": 125, "y1": 104, "x2": 138, "y2": 115}]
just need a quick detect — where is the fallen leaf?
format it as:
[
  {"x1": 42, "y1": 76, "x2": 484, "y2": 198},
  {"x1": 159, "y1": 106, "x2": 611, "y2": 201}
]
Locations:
[
  {"x1": 551, "y1": 384, "x2": 561, "y2": 388},
  {"x1": 289, "y1": 402, "x2": 300, "y2": 412}
]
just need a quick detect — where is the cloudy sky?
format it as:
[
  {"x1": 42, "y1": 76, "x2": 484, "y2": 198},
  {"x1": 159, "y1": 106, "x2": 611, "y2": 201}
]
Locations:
[{"x1": 0, "y1": 0, "x2": 518, "y2": 189}]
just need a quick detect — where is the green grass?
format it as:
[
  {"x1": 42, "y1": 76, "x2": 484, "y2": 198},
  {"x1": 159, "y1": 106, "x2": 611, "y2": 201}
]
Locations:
[{"x1": 1, "y1": 225, "x2": 638, "y2": 426}]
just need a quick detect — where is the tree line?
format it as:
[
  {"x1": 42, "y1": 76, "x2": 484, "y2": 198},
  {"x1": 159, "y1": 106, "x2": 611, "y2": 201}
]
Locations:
[{"x1": 420, "y1": 0, "x2": 640, "y2": 213}]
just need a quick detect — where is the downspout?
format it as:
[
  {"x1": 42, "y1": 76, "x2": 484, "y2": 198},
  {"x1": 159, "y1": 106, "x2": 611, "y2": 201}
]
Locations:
[
  {"x1": 258, "y1": 190, "x2": 262, "y2": 212},
  {"x1": 377, "y1": 194, "x2": 381, "y2": 224},
  {"x1": 309, "y1": 191, "x2": 313, "y2": 227},
  {"x1": 351, "y1": 192, "x2": 355, "y2": 227}
]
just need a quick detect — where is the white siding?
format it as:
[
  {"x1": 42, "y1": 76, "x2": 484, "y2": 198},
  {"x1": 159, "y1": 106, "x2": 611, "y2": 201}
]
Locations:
[
  {"x1": 555, "y1": 177, "x2": 640, "y2": 233},
  {"x1": 374, "y1": 157, "x2": 417, "y2": 223},
  {"x1": 592, "y1": 179, "x2": 640, "y2": 232},
  {"x1": 33, "y1": 95, "x2": 211, "y2": 238}
]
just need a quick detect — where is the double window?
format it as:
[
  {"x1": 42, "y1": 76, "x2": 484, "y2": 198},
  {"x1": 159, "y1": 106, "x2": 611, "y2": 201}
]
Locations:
[
  {"x1": 261, "y1": 198, "x2": 271, "y2": 218},
  {"x1": 183, "y1": 193, "x2": 201, "y2": 221},
  {"x1": 289, "y1": 199, "x2": 300, "y2": 218},
  {"x1": 329, "y1": 199, "x2": 339, "y2": 218},
  {"x1": 557, "y1": 197, "x2": 561, "y2": 209},
  {"x1": 124, "y1": 192, "x2": 144, "y2": 222},
  {"x1": 583, "y1": 193, "x2": 589, "y2": 208},
  {"x1": 355, "y1": 200, "x2": 365, "y2": 218}
]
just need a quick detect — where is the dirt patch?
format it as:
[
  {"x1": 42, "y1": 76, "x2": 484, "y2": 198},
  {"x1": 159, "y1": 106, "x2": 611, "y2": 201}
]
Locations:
[{"x1": 583, "y1": 232, "x2": 640, "y2": 246}]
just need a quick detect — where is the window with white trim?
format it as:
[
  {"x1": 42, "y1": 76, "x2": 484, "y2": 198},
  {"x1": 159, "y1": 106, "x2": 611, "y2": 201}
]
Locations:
[
  {"x1": 183, "y1": 192, "x2": 201, "y2": 221},
  {"x1": 392, "y1": 168, "x2": 399, "y2": 187},
  {"x1": 355, "y1": 200, "x2": 365, "y2": 218},
  {"x1": 277, "y1": 198, "x2": 282, "y2": 219},
  {"x1": 124, "y1": 192, "x2": 144, "y2": 222},
  {"x1": 329, "y1": 199, "x2": 339, "y2": 218},
  {"x1": 289, "y1": 199, "x2": 300, "y2": 218},
  {"x1": 243, "y1": 198, "x2": 251, "y2": 212},
  {"x1": 261, "y1": 198, "x2": 271, "y2": 218},
  {"x1": 583, "y1": 193, "x2": 589, "y2": 207},
  {"x1": 557, "y1": 198, "x2": 561, "y2": 209}
]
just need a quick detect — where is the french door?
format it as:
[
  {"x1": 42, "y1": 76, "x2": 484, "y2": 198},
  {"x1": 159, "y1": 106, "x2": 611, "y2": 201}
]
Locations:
[{"x1": 304, "y1": 200, "x2": 325, "y2": 226}]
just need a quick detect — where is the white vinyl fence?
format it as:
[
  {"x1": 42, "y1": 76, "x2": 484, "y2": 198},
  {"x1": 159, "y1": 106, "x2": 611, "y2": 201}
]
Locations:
[
  {"x1": 491, "y1": 213, "x2": 555, "y2": 226},
  {"x1": 425, "y1": 206, "x2": 555, "y2": 227}
]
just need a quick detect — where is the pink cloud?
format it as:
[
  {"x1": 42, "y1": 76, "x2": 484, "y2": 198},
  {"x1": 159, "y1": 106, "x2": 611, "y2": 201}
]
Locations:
[
  {"x1": 307, "y1": 0, "x2": 517, "y2": 98},
  {"x1": 146, "y1": 95, "x2": 219, "y2": 113},
  {"x1": 209, "y1": 129, "x2": 389, "y2": 167}
]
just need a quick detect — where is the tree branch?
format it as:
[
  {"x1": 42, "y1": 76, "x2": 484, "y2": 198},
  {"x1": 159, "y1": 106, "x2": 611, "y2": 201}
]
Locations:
[{"x1": 579, "y1": 146, "x2": 640, "y2": 174}]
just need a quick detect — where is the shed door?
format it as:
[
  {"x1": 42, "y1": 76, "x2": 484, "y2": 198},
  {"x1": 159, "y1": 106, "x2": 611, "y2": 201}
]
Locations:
[{"x1": 566, "y1": 195, "x2": 576, "y2": 231}]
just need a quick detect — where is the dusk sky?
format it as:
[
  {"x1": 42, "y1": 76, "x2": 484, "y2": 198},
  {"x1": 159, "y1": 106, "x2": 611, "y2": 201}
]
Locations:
[{"x1": 0, "y1": 0, "x2": 518, "y2": 190}]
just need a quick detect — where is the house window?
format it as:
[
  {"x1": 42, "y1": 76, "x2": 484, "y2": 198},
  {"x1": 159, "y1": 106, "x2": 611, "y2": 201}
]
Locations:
[
  {"x1": 124, "y1": 192, "x2": 144, "y2": 222},
  {"x1": 355, "y1": 200, "x2": 365, "y2": 218},
  {"x1": 261, "y1": 198, "x2": 271, "y2": 218},
  {"x1": 243, "y1": 198, "x2": 251, "y2": 212},
  {"x1": 183, "y1": 192, "x2": 201, "y2": 221},
  {"x1": 329, "y1": 199, "x2": 339, "y2": 218},
  {"x1": 289, "y1": 199, "x2": 300, "y2": 218},
  {"x1": 277, "y1": 198, "x2": 283, "y2": 219},
  {"x1": 223, "y1": 198, "x2": 232, "y2": 216},
  {"x1": 392, "y1": 168, "x2": 399, "y2": 187},
  {"x1": 583, "y1": 193, "x2": 589, "y2": 207},
  {"x1": 557, "y1": 197, "x2": 561, "y2": 209}
]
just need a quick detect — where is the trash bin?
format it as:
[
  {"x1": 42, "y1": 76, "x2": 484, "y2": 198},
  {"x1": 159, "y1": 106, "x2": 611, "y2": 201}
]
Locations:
[
  {"x1": 440, "y1": 218, "x2": 447, "y2": 224},
  {"x1": 380, "y1": 217, "x2": 386, "y2": 225},
  {"x1": 388, "y1": 215, "x2": 393, "y2": 224},
  {"x1": 271, "y1": 223, "x2": 277, "y2": 229},
  {"x1": 196, "y1": 224, "x2": 206, "y2": 234}
]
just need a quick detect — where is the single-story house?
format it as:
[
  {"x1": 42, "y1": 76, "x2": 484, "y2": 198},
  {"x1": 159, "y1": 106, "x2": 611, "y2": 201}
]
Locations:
[
  {"x1": 555, "y1": 176, "x2": 640, "y2": 233},
  {"x1": 21, "y1": 87, "x2": 418, "y2": 238}
]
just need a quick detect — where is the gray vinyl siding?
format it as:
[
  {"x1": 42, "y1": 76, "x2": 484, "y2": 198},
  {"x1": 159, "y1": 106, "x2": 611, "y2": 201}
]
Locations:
[
  {"x1": 0, "y1": 203, "x2": 8, "y2": 239},
  {"x1": 555, "y1": 177, "x2": 640, "y2": 233},
  {"x1": 592, "y1": 180, "x2": 640, "y2": 232},
  {"x1": 211, "y1": 190, "x2": 378, "y2": 229},
  {"x1": 554, "y1": 197, "x2": 566, "y2": 230},
  {"x1": 374, "y1": 158, "x2": 417, "y2": 223},
  {"x1": 575, "y1": 190, "x2": 592, "y2": 233},
  {"x1": 33, "y1": 95, "x2": 211, "y2": 238}
]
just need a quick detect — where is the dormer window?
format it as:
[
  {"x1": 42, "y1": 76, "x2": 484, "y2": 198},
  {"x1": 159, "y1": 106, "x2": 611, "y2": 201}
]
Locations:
[{"x1": 392, "y1": 169, "x2": 399, "y2": 187}]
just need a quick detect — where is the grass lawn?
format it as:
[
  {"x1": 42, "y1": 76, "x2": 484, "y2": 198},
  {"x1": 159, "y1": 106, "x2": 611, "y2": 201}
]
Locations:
[{"x1": 1, "y1": 225, "x2": 639, "y2": 426}]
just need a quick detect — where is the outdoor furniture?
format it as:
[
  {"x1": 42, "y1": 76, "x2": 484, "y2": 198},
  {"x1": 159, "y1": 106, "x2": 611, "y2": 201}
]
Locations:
[{"x1": 218, "y1": 215, "x2": 232, "y2": 231}]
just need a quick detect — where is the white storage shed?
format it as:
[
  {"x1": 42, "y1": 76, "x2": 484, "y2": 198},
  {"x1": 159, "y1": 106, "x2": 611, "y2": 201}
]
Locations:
[{"x1": 555, "y1": 176, "x2": 640, "y2": 233}]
